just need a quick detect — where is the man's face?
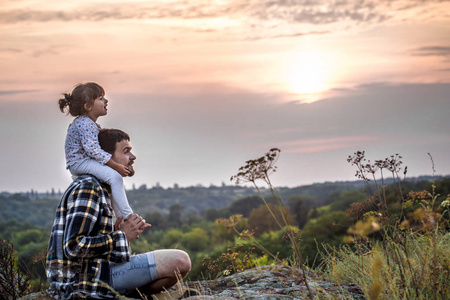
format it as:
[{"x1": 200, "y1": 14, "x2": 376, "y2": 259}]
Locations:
[{"x1": 112, "y1": 139, "x2": 136, "y2": 176}]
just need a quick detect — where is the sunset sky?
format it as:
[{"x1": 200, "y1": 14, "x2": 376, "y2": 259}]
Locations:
[{"x1": 1, "y1": 0, "x2": 450, "y2": 193}]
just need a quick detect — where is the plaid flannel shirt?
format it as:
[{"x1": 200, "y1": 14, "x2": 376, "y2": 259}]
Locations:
[{"x1": 46, "y1": 175, "x2": 130, "y2": 299}]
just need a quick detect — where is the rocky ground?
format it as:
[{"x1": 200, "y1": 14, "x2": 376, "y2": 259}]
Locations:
[
  {"x1": 182, "y1": 264, "x2": 365, "y2": 299},
  {"x1": 19, "y1": 264, "x2": 366, "y2": 299}
]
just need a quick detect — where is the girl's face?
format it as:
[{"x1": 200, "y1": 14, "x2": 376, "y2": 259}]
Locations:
[{"x1": 85, "y1": 96, "x2": 108, "y2": 121}]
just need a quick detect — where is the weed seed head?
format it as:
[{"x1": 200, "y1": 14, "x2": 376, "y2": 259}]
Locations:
[{"x1": 231, "y1": 148, "x2": 281, "y2": 185}]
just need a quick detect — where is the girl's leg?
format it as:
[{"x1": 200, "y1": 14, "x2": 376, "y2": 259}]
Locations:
[{"x1": 69, "y1": 159, "x2": 133, "y2": 219}]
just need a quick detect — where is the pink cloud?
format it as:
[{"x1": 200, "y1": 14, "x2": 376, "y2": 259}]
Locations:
[{"x1": 280, "y1": 135, "x2": 381, "y2": 154}]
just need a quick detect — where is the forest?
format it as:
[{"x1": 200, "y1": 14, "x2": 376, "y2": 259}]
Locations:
[{"x1": 1, "y1": 169, "x2": 449, "y2": 294}]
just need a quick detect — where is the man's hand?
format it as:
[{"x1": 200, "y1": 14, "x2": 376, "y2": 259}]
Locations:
[
  {"x1": 140, "y1": 219, "x2": 152, "y2": 230},
  {"x1": 121, "y1": 214, "x2": 151, "y2": 241}
]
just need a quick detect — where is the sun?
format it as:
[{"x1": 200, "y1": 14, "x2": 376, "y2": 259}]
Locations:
[{"x1": 285, "y1": 51, "x2": 330, "y2": 102}]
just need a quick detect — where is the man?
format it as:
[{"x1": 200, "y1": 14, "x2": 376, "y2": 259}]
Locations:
[{"x1": 46, "y1": 129, "x2": 191, "y2": 299}]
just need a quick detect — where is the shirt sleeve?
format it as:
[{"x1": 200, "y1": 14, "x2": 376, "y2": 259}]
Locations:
[
  {"x1": 78, "y1": 117, "x2": 112, "y2": 165},
  {"x1": 63, "y1": 181, "x2": 130, "y2": 263}
]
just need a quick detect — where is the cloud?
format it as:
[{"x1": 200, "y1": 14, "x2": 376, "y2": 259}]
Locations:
[
  {"x1": 0, "y1": 89, "x2": 40, "y2": 96},
  {"x1": 111, "y1": 81, "x2": 450, "y2": 149},
  {"x1": 246, "y1": 30, "x2": 330, "y2": 41},
  {"x1": 0, "y1": 9, "x2": 125, "y2": 23},
  {"x1": 0, "y1": 3, "x2": 234, "y2": 24},
  {"x1": 254, "y1": 2, "x2": 385, "y2": 25},
  {"x1": 32, "y1": 45, "x2": 68, "y2": 57},
  {"x1": 236, "y1": 0, "x2": 447, "y2": 26},
  {"x1": 279, "y1": 136, "x2": 381, "y2": 154},
  {"x1": 0, "y1": 48, "x2": 22, "y2": 54},
  {"x1": 411, "y1": 46, "x2": 450, "y2": 57},
  {"x1": 0, "y1": 1, "x2": 448, "y2": 44},
  {"x1": 1, "y1": 0, "x2": 448, "y2": 27}
]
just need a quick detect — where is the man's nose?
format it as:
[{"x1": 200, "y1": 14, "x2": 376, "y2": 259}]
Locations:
[{"x1": 130, "y1": 153, "x2": 136, "y2": 160}]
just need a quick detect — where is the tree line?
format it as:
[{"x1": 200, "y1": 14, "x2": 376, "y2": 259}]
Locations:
[{"x1": 1, "y1": 176, "x2": 449, "y2": 292}]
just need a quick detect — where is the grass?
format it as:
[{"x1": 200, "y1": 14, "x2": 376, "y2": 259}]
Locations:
[
  {"x1": 321, "y1": 230, "x2": 450, "y2": 299},
  {"x1": 226, "y1": 149, "x2": 450, "y2": 299},
  {"x1": 318, "y1": 151, "x2": 450, "y2": 299}
]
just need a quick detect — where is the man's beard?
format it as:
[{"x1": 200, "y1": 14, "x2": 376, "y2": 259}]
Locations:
[{"x1": 127, "y1": 165, "x2": 135, "y2": 177}]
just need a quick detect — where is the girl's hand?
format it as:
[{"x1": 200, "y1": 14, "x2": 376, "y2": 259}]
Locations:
[
  {"x1": 114, "y1": 217, "x2": 124, "y2": 231},
  {"x1": 106, "y1": 159, "x2": 130, "y2": 177},
  {"x1": 115, "y1": 164, "x2": 130, "y2": 177}
]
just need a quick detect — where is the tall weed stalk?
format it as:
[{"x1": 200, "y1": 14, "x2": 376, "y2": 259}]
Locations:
[
  {"x1": 322, "y1": 151, "x2": 450, "y2": 299},
  {"x1": 229, "y1": 148, "x2": 313, "y2": 298}
]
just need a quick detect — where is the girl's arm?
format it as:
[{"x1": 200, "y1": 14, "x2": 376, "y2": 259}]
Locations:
[{"x1": 78, "y1": 117, "x2": 130, "y2": 176}]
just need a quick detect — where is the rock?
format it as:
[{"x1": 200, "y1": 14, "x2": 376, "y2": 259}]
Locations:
[
  {"x1": 19, "y1": 265, "x2": 365, "y2": 299},
  {"x1": 17, "y1": 291, "x2": 52, "y2": 300},
  {"x1": 182, "y1": 264, "x2": 365, "y2": 299}
]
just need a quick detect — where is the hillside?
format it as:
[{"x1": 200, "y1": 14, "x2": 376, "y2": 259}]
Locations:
[
  {"x1": 0, "y1": 180, "x2": 366, "y2": 229},
  {"x1": 0, "y1": 176, "x2": 445, "y2": 229},
  {"x1": 2, "y1": 175, "x2": 450, "y2": 298}
]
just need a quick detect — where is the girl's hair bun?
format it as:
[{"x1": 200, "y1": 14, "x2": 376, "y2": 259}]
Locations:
[
  {"x1": 64, "y1": 93, "x2": 72, "y2": 104},
  {"x1": 59, "y1": 93, "x2": 72, "y2": 113}
]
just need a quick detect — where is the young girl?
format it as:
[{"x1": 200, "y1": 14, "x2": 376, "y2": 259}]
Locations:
[{"x1": 59, "y1": 82, "x2": 133, "y2": 219}]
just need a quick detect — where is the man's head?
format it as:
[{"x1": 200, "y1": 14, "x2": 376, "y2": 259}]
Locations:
[{"x1": 98, "y1": 129, "x2": 136, "y2": 176}]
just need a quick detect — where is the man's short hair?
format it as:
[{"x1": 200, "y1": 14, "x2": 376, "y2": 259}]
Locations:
[{"x1": 98, "y1": 129, "x2": 130, "y2": 154}]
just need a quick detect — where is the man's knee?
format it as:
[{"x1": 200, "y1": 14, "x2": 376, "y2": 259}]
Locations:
[
  {"x1": 174, "y1": 250, "x2": 191, "y2": 276},
  {"x1": 153, "y1": 249, "x2": 191, "y2": 278}
]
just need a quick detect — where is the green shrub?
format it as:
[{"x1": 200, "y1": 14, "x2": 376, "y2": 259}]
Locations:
[{"x1": 320, "y1": 151, "x2": 450, "y2": 299}]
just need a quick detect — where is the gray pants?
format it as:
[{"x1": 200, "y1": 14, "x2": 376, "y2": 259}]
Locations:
[{"x1": 69, "y1": 159, "x2": 133, "y2": 219}]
